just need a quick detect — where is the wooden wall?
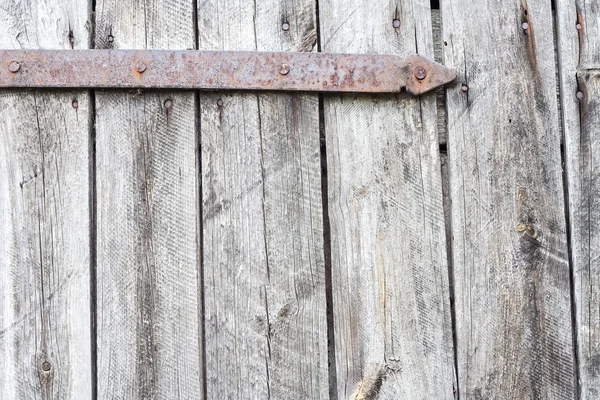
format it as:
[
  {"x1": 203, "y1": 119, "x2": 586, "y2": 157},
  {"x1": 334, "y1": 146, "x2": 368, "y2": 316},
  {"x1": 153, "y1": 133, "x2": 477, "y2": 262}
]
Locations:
[{"x1": 0, "y1": 0, "x2": 598, "y2": 399}]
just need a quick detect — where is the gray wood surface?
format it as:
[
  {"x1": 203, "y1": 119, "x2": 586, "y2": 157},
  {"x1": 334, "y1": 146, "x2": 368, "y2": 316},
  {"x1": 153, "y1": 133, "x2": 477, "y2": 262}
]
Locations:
[
  {"x1": 319, "y1": 1, "x2": 455, "y2": 398},
  {"x1": 94, "y1": 1, "x2": 202, "y2": 398},
  {"x1": 198, "y1": 0, "x2": 328, "y2": 398},
  {"x1": 0, "y1": 1, "x2": 92, "y2": 399},
  {"x1": 441, "y1": 0, "x2": 576, "y2": 397},
  {"x1": 557, "y1": 1, "x2": 600, "y2": 397}
]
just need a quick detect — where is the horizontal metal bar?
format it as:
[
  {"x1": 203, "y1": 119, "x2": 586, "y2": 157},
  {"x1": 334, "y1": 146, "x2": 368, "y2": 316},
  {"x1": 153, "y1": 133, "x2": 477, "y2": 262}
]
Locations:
[{"x1": 0, "y1": 50, "x2": 456, "y2": 95}]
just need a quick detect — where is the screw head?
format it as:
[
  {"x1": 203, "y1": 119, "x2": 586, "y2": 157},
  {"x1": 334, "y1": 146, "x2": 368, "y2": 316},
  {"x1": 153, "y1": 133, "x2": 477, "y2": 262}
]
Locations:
[
  {"x1": 279, "y1": 63, "x2": 290, "y2": 75},
  {"x1": 164, "y1": 99, "x2": 173, "y2": 108},
  {"x1": 217, "y1": 99, "x2": 224, "y2": 107},
  {"x1": 522, "y1": 22, "x2": 529, "y2": 30},
  {"x1": 135, "y1": 61, "x2": 147, "y2": 73},
  {"x1": 8, "y1": 61, "x2": 20, "y2": 73},
  {"x1": 392, "y1": 19, "x2": 400, "y2": 28},
  {"x1": 461, "y1": 84, "x2": 469, "y2": 92},
  {"x1": 282, "y1": 22, "x2": 290, "y2": 31},
  {"x1": 577, "y1": 91, "x2": 584, "y2": 100},
  {"x1": 414, "y1": 66, "x2": 427, "y2": 81}
]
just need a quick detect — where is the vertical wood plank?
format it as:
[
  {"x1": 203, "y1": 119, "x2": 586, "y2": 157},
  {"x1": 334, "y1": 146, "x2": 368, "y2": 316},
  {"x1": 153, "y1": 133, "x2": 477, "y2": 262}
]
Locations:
[
  {"x1": 557, "y1": 0, "x2": 600, "y2": 397},
  {"x1": 442, "y1": 0, "x2": 576, "y2": 397},
  {"x1": 94, "y1": 1, "x2": 202, "y2": 398},
  {"x1": 319, "y1": 1, "x2": 455, "y2": 398},
  {"x1": 198, "y1": 0, "x2": 328, "y2": 398},
  {"x1": 0, "y1": 1, "x2": 92, "y2": 398}
]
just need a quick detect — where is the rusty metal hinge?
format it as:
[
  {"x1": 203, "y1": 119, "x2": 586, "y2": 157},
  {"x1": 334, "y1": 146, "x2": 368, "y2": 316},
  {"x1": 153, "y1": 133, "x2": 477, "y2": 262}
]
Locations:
[{"x1": 0, "y1": 50, "x2": 455, "y2": 95}]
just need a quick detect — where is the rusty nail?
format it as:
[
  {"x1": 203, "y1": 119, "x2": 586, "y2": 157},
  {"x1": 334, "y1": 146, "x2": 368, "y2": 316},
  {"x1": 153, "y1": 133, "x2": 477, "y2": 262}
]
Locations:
[
  {"x1": 392, "y1": 19, "x2": 400, "y2": 28},
  {"x1": 41, "y1": 361, "x2": 51, "y2": 372},
  {"x1": 577, "y1": 91, "x2": 584, "y2": 100},
  {"x1": 72, "y1": 99, "x2": 79, "y2": 109},
  {"x1": 282, "y1": 22, "x2": 290, "y2": 31},
  {"x1": 414, "y1": 66, "x2": 427, "y2": 81},
  {"x1": 135, "y1": 61, "x2": 147, "y2": 73},
  {"x1": 279, "y1": 63, "x2": 290, "y2": 75},
  {"x1": 461, "y1": 84, "x2": 469, "y2": 92},
  {"x1": 164, "y1": 99, "x2": 173, "y2": 108},
  {"x1": 576, "y1": 23, "x2": 582, "y2": 30},
  {"x1": 217, "y1": 99, "x2": 224, "y2": 107},
  {"x1": 108, "y1": 35, "x2": 114, "y2": 43},
  {"x1": 522, "y1": 22, "x2": 529, "y2": 30},
  {"x1": 8, "y1": 61, "x2": 20, "y2": 73}
]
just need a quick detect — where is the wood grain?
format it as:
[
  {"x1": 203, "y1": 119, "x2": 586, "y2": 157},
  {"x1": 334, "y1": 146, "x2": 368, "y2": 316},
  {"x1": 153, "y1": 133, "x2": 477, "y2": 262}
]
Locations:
[
  {"x1": 198, "y1": 0, "x2": 328, "y2": 398},
  {"x1": 556, "y1": 0, "x2": 600, "y2": 397},
  {"x1": 441, "y1": 0, "x2": 576, "y2": 397},
  {"x1": 0, "y1": 1, "x2": 92, "y2": 398},
  {"x1": 94, "y1": 0, "x2": 202, "y2": 398},
  {"x1": 319, "y1": 0, "x2": 455, "y2": 398}
]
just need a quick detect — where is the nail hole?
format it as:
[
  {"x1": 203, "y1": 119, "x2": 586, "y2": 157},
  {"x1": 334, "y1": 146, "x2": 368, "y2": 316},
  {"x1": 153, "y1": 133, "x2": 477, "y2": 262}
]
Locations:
[
  {"x1": 108, "y1": 35, "x2": 114, "y2": 43},
  {"x1": 444, "y1": 41, "x2": 447, "y2": 46}
]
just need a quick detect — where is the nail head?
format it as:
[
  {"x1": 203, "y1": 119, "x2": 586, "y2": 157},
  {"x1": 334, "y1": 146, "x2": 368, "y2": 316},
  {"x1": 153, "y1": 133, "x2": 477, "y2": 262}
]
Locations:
[
  {"x1": 392, "y1": 19, "x2": 401, "y2": 28},
  {"x1": 217, "y1": 99, "x2": 224, "y2": 107},
  {"x1": 135, "y1": 61, "x2": 147, "y2": 73},
  {"x1": 576, "y1": 23, "x2": 582, "y2": 30},
  {"x1": 279, "y1": 63, "x2": 290, "y2": 75},
  {"x1": 282, "y1": 22, "x2": 290, "y2": 31},
  {"x1": 461, "y1": 84, "x2": 469, "y2": 92},
  {"x1": 72, "y1": 100, "x2": 79, "y2": 109},
  {"x1": 577, "y1": 91, "x2": 584, "y2": 100},
  {"x1": 8, "y1": 61, "x2": 20, "y2": 73},
  {"x1": 41, "y1": 361, "x2": 51, "y2": 372},
  {"x1": 414, "y1": 66, "x2": 427, "y2": 81},
  {"x1": 522, "y1": 22, "x2": 529, "y2": 30},
  {"x1": 164, "y1": 99, "x2": 173, "y2": 108}
]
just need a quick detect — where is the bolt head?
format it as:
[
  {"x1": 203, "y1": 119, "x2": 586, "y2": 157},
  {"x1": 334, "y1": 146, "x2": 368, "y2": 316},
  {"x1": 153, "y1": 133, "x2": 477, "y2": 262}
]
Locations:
[
  {"x1": 414, "y1": 66, "x2": 427, "y2": 81},
  {"x1": 8, "y1": 61, "x2": 20, "y2": 73},
  {"x1": 279, "y1": 63, "x2": 290, "y2": 75},
  {"x1": 135, "y1": 61, "x2": 147, "y2": 73}
]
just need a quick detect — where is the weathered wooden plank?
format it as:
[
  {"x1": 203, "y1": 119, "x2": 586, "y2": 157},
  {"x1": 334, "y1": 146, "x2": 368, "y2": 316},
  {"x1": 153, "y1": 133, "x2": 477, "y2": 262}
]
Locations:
[
  {"x1": 442, "y1": 0, "x2": 576, "y2": 397},
  {"x1": 557, "y1": 1, "x2": 600, "y2": 397},
  {"x1": 319, "y1": 1, "x2": 455, "y2": 398},
  {"x1": 94, "y1": 1, "x2": 202, "y2": 398},
  {"x1": 199, "y1": 0, "x2": 328, "y2": 398},
  {"x1": 0, "y1": 1, "x2": 92, "y2": 399}
]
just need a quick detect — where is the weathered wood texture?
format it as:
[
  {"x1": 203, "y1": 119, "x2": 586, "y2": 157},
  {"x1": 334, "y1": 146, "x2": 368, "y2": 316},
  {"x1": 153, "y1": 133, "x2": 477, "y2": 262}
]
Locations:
[
  {"x1": 199, "y1": 1, "x2": 328, "y2": 398},
  {"x1": 94, "y1": 1, "x2": 202, "y2": 398},
  {"x1": 0, "y1": 2, "x2": 92, "y2": 399},
  {"x1": 442, "y1": 0, "x2": 576, "y2": 397},
  {"x1": 320, "y1": 1, "x2": 455, "y2": 398},
  {"x1": 557, "y1": 1, "x2": 600, "y2": 397}
]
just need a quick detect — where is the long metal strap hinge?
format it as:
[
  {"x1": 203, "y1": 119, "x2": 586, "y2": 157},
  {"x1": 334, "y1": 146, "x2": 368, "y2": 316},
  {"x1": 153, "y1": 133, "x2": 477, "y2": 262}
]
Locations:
[{"x1": 0, "y1": 50, "x2": 456, "y2": 96}]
